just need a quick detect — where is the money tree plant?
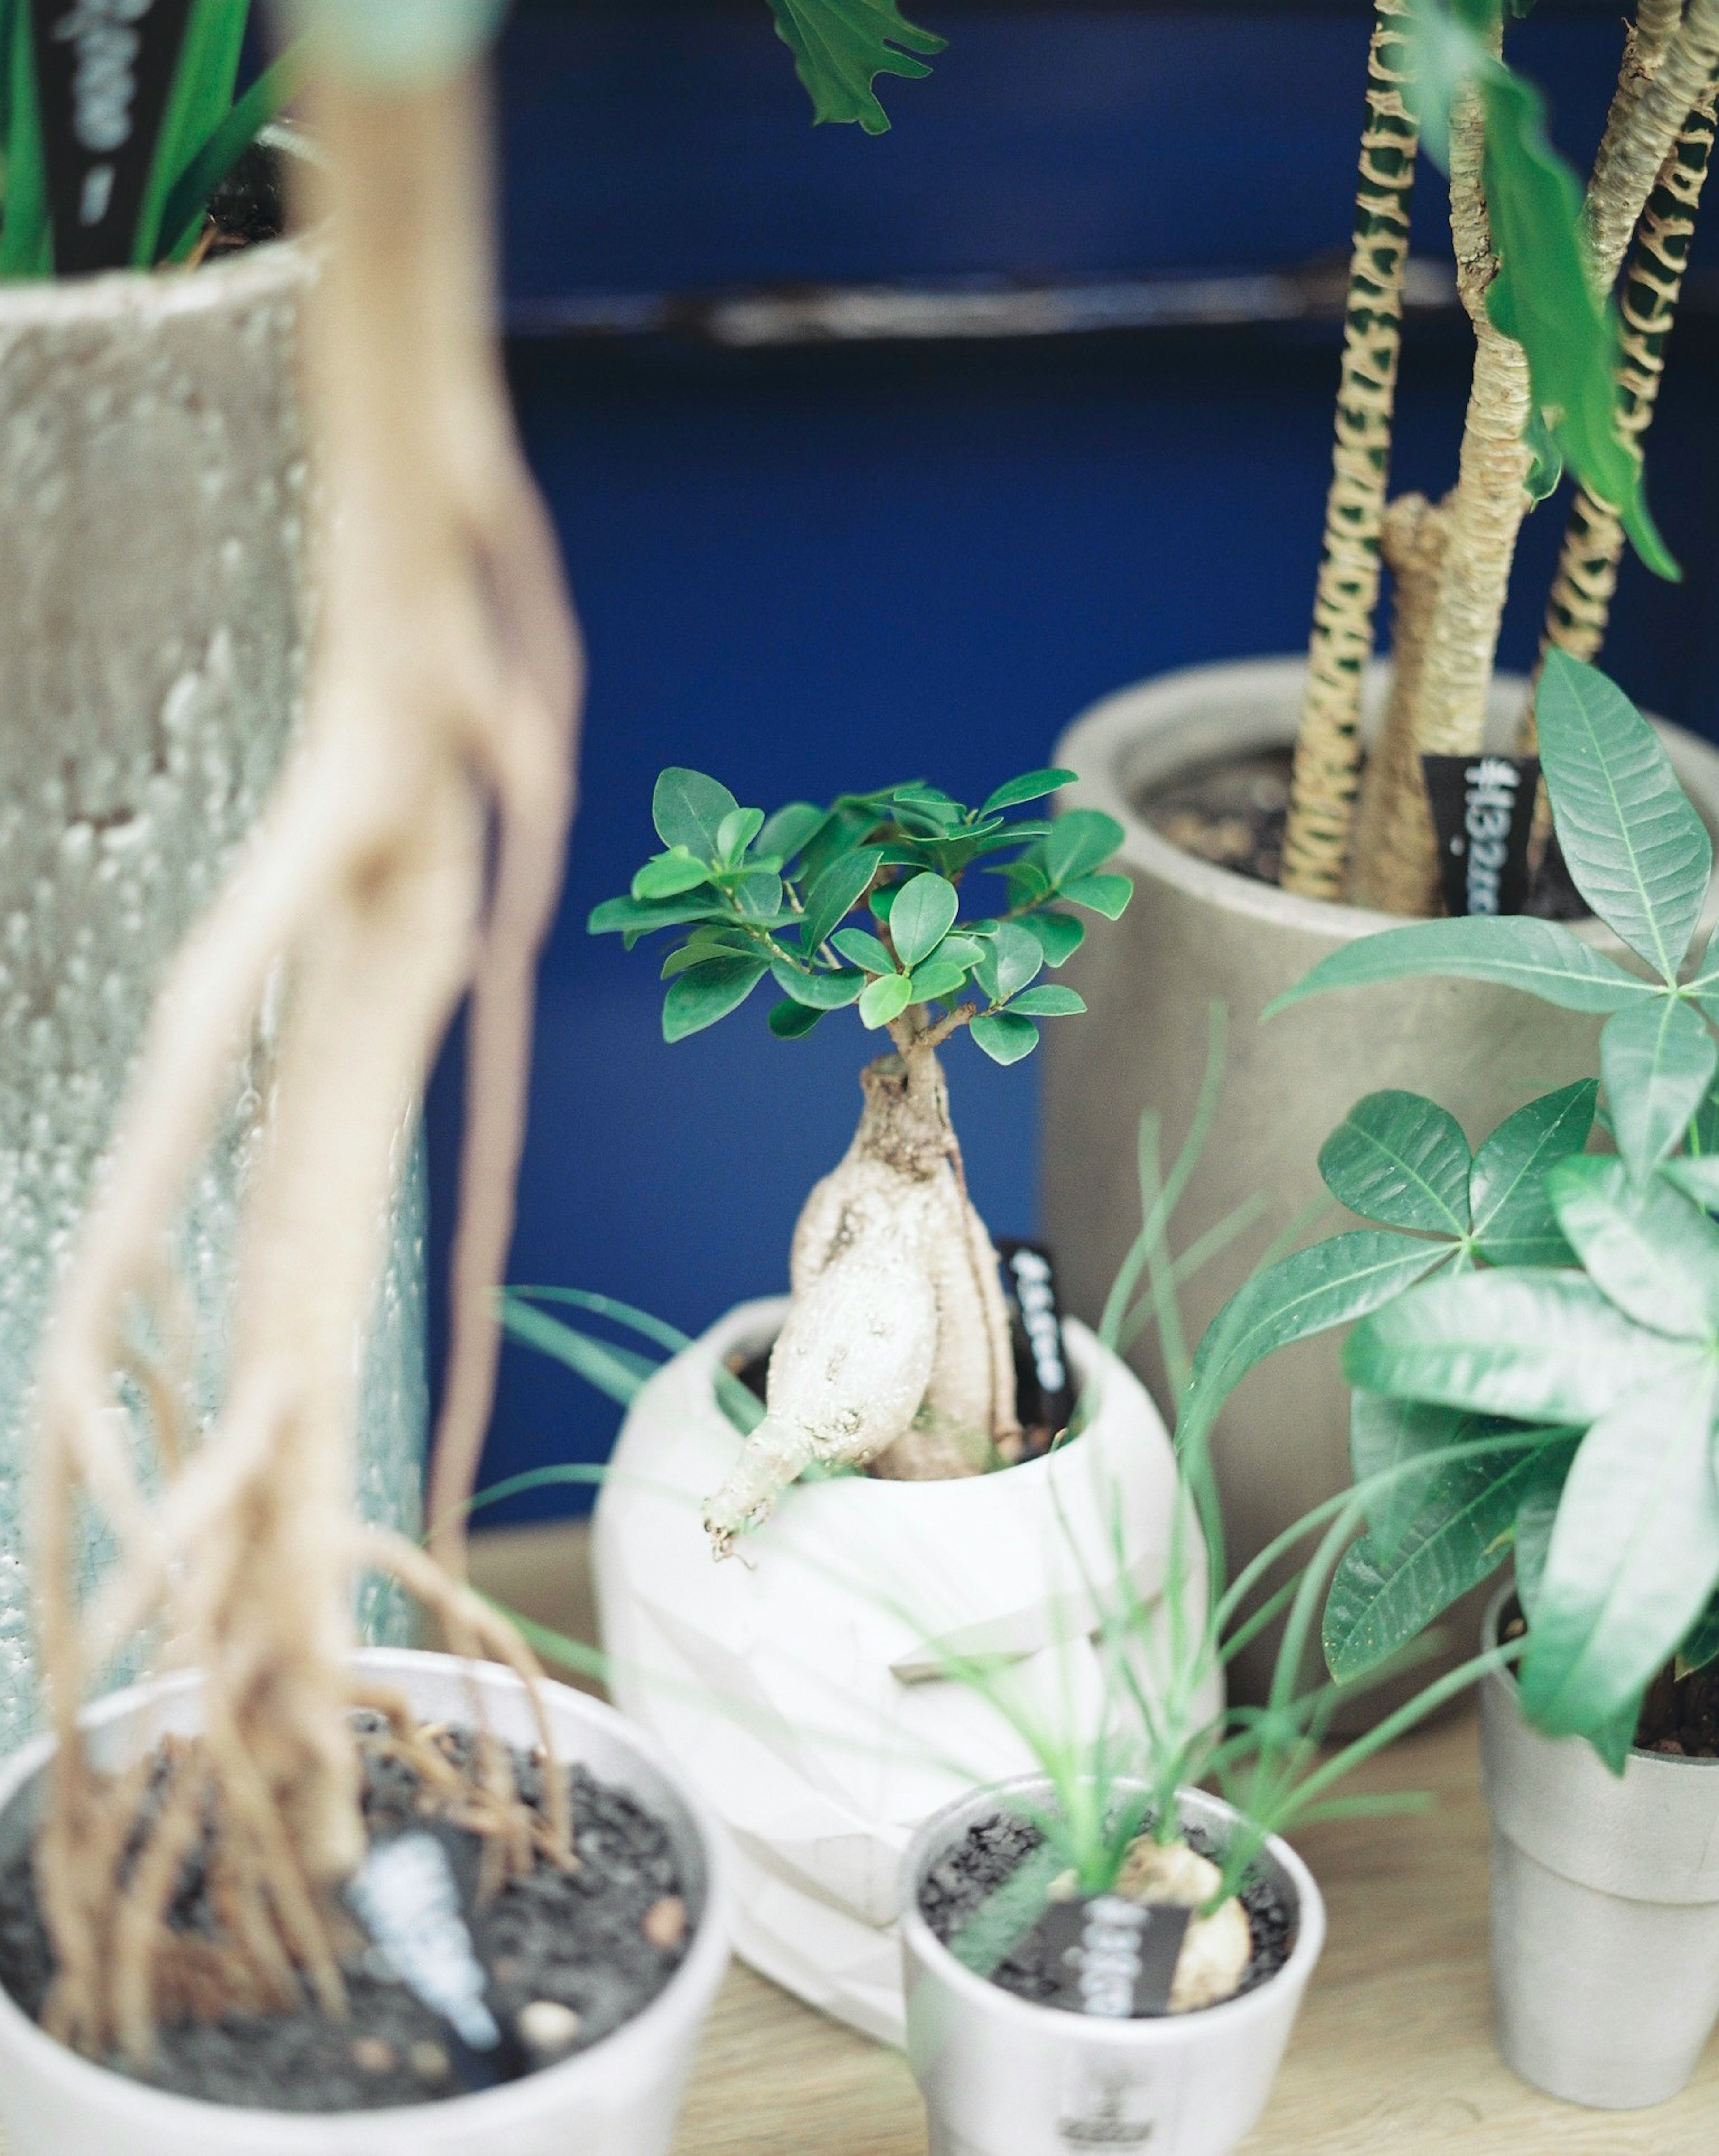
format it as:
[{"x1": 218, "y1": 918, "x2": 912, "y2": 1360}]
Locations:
[
  {"x1": 590, "y1": 767, "x2": 1130, "y2": 1550},
  {"x1": 1182, "y1": 650, "x2": 1719, "y2": 1765}
]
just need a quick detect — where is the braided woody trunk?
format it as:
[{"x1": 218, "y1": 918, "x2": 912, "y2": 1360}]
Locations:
[{"x1": 1279, "y1": 0, "x2": 1419, "y2": 900}]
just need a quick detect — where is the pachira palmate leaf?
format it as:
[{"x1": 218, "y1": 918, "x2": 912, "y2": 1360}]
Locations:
[{"x1": 765, "y1": 0, "x2": 947, "y2": 135}]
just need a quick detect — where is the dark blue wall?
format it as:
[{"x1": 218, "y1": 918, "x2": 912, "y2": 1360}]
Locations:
[{"x1": 437, "y1": 4, "x2": 1719, "y2": 1522}]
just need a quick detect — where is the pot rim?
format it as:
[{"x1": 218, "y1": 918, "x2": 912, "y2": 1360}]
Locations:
[
  {"x1": 1053, "y1": 654, "x2": 1719, "y2": 951},
  {"x1": 1481, "y1": 1583, "x2": 1719, "y2": 1775},
  {"x1": 897, "y1": 1773, "x2": 1325, "y2": 2045},
  {"x1": 673, "y1": 1297, "x2": 1136, "y2": 1509},
  {"x1": 0, "y1": 1646, "x2": 732, "y2": 2130}
]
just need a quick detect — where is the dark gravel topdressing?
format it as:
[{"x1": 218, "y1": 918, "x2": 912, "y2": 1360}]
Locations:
[
  {"x1": 0, "y1": 1721, "x2": 694, "y2": 2112},
  {"x1": 920, "y1": 1810, "x2": 1293, "y2": 2018}
]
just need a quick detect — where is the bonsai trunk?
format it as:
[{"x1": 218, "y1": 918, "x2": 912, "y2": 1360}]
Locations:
[{"x1": 703, "y1": 1022, "x2": 1019, "y2": 1554}]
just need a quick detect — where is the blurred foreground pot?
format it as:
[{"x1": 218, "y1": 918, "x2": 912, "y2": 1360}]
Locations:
[
  {"x1": 0, "y1": 224, "x2": 424, "y2": 1740},
  {"x1": 899, "y1": 1777, "x2": 1323, "y2": 2156},
  {"x1": 0, "y1": 1648, "x2": 732, "y2": 2156},
  {"x1": 1480, "y1": 1590, "x2": 1719, "y2": 2109},
  {"x1": 594, "y1": 1299, "x2": 1217, "y2": 2045},
  {"x1": 1043, "y1": 658, "x2": 1719, "y2": 1707}
]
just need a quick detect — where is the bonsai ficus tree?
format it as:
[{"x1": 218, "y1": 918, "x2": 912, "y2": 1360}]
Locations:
[
  {"x1": 1282, "y1": 0, "x2": 1719, "y2": 915},
  {"x1": 592, "y1": 770, "x2": 1131, "y2": 1550},
  {"x1": 1189, "y1": 653, "x2": 1719, "y2": 1765}
]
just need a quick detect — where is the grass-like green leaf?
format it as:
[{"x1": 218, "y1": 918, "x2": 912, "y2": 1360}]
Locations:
[
  {"x1": 1266, "y1": 915, "x2": 1649, "y2": 1019},
  {"x1": 1537, "y1": 653, "x2": 1710, "y2": 978},
  {"x1": 1319, "y1": 1090, "x2": 1471, "y2": 1236},
  {"x1": 1521, "y1": 1372, "x2": 1719, "y2": 1737},
  {"x1": 970, "y1": 1011, "x2": 1038, "y2": 1065},
  {"x1": 0, "y1": 0, "x2": 50, "y2": 279},
  {"x1": 663, "y1": 957, "x2": 768, "y2": 1041},
  {"x1": 766, "y1": 0, "x2": 946, "y2": 134},
  {"x1": 1468, "y1": 1079, "x2": 1595, "y2": 1265},
  {"x1": 1345, "y1": 1266, "x2": 1682, "y2": 1424},
  {"x1": 1547, "y1": 1155, "x2": 1719, "y2": 1339},
  {"x1": 158, "y1": 34, "x2": 305, "y2": 263},
  {"x1": 497, "y1": 1299, "x2": 656, "y2": 1408},
  {"x1": 889, "y1": 872, "x2": 960, "y2": 969},
  {"x1": 1599, "y1": 997, "x2": 1717, "y2": 1183}
]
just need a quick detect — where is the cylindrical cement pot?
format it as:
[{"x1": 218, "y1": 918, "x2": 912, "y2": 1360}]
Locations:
[
  {"x1": 899, "y1": 1777, "x2": 1323, "y2": 2156},
  {"x1": 0, "y1": 220, "x2": 424, "y2": 1740},
  {"x1": 1479, "y1": 1590, "x2": 1719, "y2": 2108},
  {"x1": 0, "y1": 1646, "x2": 732, "y2": 2156},
  {"x1": 594, "y1": 1299, "x2": 1219, "y2": 2045},
  {"x1": 1043, "y1": 658, "x2": 1719, "y2": 1707}
]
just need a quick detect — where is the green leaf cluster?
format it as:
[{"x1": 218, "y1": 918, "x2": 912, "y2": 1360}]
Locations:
[
  {"x1": 590, "y1": 765, "x2": 1130, "y2": 1066},
  {"x1": 1250, "y1": 652, "x2": 1719, "y2": 1761}
]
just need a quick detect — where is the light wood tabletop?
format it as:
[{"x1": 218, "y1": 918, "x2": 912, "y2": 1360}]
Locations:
[{"x1": 469, "y1": 1517, "x2": 1719, "y2": 2155}]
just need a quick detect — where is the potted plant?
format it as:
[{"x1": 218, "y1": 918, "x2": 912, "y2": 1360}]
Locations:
[
  {"x1": 1223, "y1": 650, "x2": 1719, "y2": 2105},
  {"x1": 1040, "y1": 0, "x2": 1719, "y2": 1701},
  {"x1": 0, "y1": 2, "x2": 423, "y2": 1741},
  {"x1": 0, "y1": 2, "x2": 769, "y2": 2140}
]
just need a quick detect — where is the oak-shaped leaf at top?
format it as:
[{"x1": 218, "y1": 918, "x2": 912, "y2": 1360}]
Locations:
[{"x1": 765, "y1": 0, "x2": 946, "y2": 134}]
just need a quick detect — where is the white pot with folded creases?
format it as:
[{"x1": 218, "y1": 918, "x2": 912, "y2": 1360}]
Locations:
[
  {"x1": 899, "y1": 1778, "x2": 1323, "y2": 2156},
  {"x1": 0, "y1": 1648, "x2": 731, "y2": 2156},
  {"x1": 594, "y1": 1298, "x2": 1217, "y2": 2046},
  {"x1": 1480, "y1": 1587, "x2": 1719, "y2": 2108}
]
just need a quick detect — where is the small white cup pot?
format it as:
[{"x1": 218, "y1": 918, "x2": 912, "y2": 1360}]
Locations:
[
  {"x1": 0, "y1": 1647, "x2": 732, "y2": 2156},
  {"x1": 898, "y1": 1777, "x2": 1325, "y2": 2156},
  {"x1": 1480, "y1": 1587, "x2": 1719, "y2": 2109}
]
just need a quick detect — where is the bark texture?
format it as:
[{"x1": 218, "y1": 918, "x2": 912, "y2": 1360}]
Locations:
[
  {"x1": 703, "y1": 1040, "x2": 1018, "y2": 1553},
  {"x1": 1281, "y1": 0, "x2": 1419, "y2": 900}
]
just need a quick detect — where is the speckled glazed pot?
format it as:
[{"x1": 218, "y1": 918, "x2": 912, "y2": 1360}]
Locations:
[
  {"x1": 1042, "y1": 658, "x2": 1719, "y2": 1709},
  {"x1": 0, "y1": 223, "x2": 425, "y2": 1738},
  {"x1": 0, "y1": 1649, "x2": 732, "y2": 2156}
]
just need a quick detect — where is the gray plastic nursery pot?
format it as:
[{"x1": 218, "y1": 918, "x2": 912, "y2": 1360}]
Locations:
[
  {"x1": 1043, "y1": 658, "x2": 1719, "y2": 1709},
  {"x1": 0, "y1": 1648, "x2": 732, "y2": 2156},
  {"x1": 899, "y1": 1777, "x2": 1324, "y2": 2156},
  {"x1": 1480, "y1": 1589, "x2": 1719, "y2": 2109}
]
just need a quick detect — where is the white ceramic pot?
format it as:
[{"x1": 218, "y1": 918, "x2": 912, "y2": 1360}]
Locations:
[
  {"x1": 0, "y1": 1647, "x2": 732, "y2": 2156},
  {"x1": 1479, "y1": 1589, "x2": 1719, "y2": 2108},
  {"x1": 1043, "y1": 658, "x2": 1719, "y2": 1710},
  {"x1": 899, "y1": 1778, "x2": 1323, "y2": 2156},
  {"x1": 594, "y1": 1299, "x2": 1217, "y2": 2045}
]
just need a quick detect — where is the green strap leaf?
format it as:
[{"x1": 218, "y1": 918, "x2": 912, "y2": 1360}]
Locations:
[
  {"x1": 765, "y1": 0, "x2": 945, "y2": 134},
  {"x1": 1266, "y1": 916, "x2": 1649, "y2": 1019},
  {"x1": 497, "y1": 1300, "x2": 656, "y2": 1408},
  {"x1": 1536, "y1": 653, "x2": 1710, "y2": 978},
  {"x1": 1548, "y1": 1154, "x2": 1719, "y2": 1339},
  {"x1": 158, "y1": 38, "x2": 307, "y2": 263},
  {"x1": 1521, "y1": 1370, "x2": 1719, "y2": 1737},
  {"x1": 1599, "y1": 996, "x2": 1717, "y2": 1184},
  {"x1": 1468, "y1": 1079, "x2": 1595, "y2": 1265},
  {"x1": 1319, "y1": 1090, "x2": 1471, "y2": 1236},
  {"x1": 1345, "y1": 1267, "x2": 1681, "y2": 1424}
]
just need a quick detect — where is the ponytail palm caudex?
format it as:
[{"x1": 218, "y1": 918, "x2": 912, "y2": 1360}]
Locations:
[{"x1": 592, "y1": 769, "x2": 1131, "y2": 1551}]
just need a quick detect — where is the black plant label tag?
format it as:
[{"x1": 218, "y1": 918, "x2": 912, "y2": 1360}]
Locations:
[
  {"x1": 1038, "y1": 1895, "x2": 1191, "y2": 2018},
  {"x1": 1422, "y1": 753, "x2": 1541, "y2": 919},
  {"x1": 999, "y1": 1239, "x2": 1074, "y2": 1433},
  {"x1": 30, "y1": 0, "x2": 196, "y2": 274}
]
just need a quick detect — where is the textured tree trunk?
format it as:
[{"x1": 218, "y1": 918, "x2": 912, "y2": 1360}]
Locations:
[
  {"x1": 703, "y1": 1033, "x2": 1019, "y2": 1554},
  {"x1": 1280, "y1": 0, "x2": 1419, "y2": 901}
]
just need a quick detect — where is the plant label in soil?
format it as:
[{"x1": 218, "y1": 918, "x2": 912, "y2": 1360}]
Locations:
[
  {"x1": 1038, "y1": 1895, "x2": 1191, "y2": 2019},
  {"x1": 347, "y1": 1831, "x2": 501, "y2": 2052},
  {"x1": 1421, "y1": 753, "x2": 1540, "y2": 919},
  {"x1": 30, "y1": 0, "x2": 195, "y2": 273},
  {"x1": 999, "y1": 1239, "x2": 1074, "y2": 1432}
]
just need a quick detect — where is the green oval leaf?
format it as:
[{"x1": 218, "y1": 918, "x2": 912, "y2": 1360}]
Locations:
[
  {"x1": 975, "y1": 920, "x2": 1043, "y2": 1006},
  {"x1": 1060, "y1": 871, "x2": 1133, "y2": 921},
  {"x1": 1046, "y1": 808, "x2": 1125, "y2": 889},
  {"x1": 717, "y1": 806, "x2": 765, "y2": 861},
  {"x1": 907, "y1": 959, "x2": 969, "y2": 1003},
  {"x1": 769, "y1": 962, "x2": 867, "y2": 1010},
  {"x1": 631, "y1": 850, "x2": 714, "y2": 902},
  {"x1": 889, "y1": 872, "x2": 960, "y2": 970},
  {"x1": 832, "y1": 925, "x2": 897, "y2": 976},
  {"x1": 663, "y1": 957, "x2": 769, "y2": 1042},
  {"x1": 653, "y1": 767, "x2": 738, "y2": 858},
  {"x1": 1319, "y1": 1091, "x2": 1471, "y2": 1236},
  {"x1": 1005, "y1": 985, "x2": 1086, "y2": 1018},
  {"x1": 1537, "y1": 653, "x2": 1710, "y2": 979},
  {"x1": 1023, "y1": 911, "x2": 1086, "y2": 968},
  {"x1": 800, "y1": 848, "x2": 885, "y2": 955},
  {"x1": 980, "y1": 768, "x2": 1078, "y2": 817},
  {"x1": 970, "y1": 1011, "x2": 1039, "y2": 1065},
  {"x1": 1266, "y1": 915, "x2": 1651, "y2": 1019},
  {"x1": 1547, "y1": 1155, "x2": 1719, "y2": 1339},
  {"x1": 758, "y1": 800, "x2": 828, "y2": 862},
  {"x1": 1468, "y1": 1079, "x2": 1597, "y2": 1266},
  {"x1": 859, "y1": 971, "x2": 915, "y2": 1029},
  {"x1": 1600, "y1": 996, "x2": 1718, "y2": 1183},
  {"x1": 769, "y1": 998, "x2": 825, "y2": 1040}
]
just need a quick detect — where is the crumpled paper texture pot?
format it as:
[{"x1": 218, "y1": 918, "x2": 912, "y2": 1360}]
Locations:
[
  {"x1": 594, "y1": 1299, "x2": 1216, "y2": 2044},
  {"x1": 899, "y1": 1776, "x2": 1323, "y2": 2156},
  {"x1": 1043, "y1": 658, "x2": 1719, "y2": 1709},
  {"x1": 0, "y1": 1647, "x2": 732, "y2": 2156},
  {"x1": 1480, "y1": 1588, "x2": 1719, "y2": 2108}
]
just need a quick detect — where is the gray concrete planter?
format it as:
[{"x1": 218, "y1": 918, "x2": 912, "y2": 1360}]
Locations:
[
  {"x1": 1480, "y1": 1589, "x2": 1719, "y2": 2109},
  {"x1": 0, "y1": 227, "x2": 424, "y2": 1745},
  {"x1": 1042, "y1": 658, "x2": 1719, "y2": 1707}
]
